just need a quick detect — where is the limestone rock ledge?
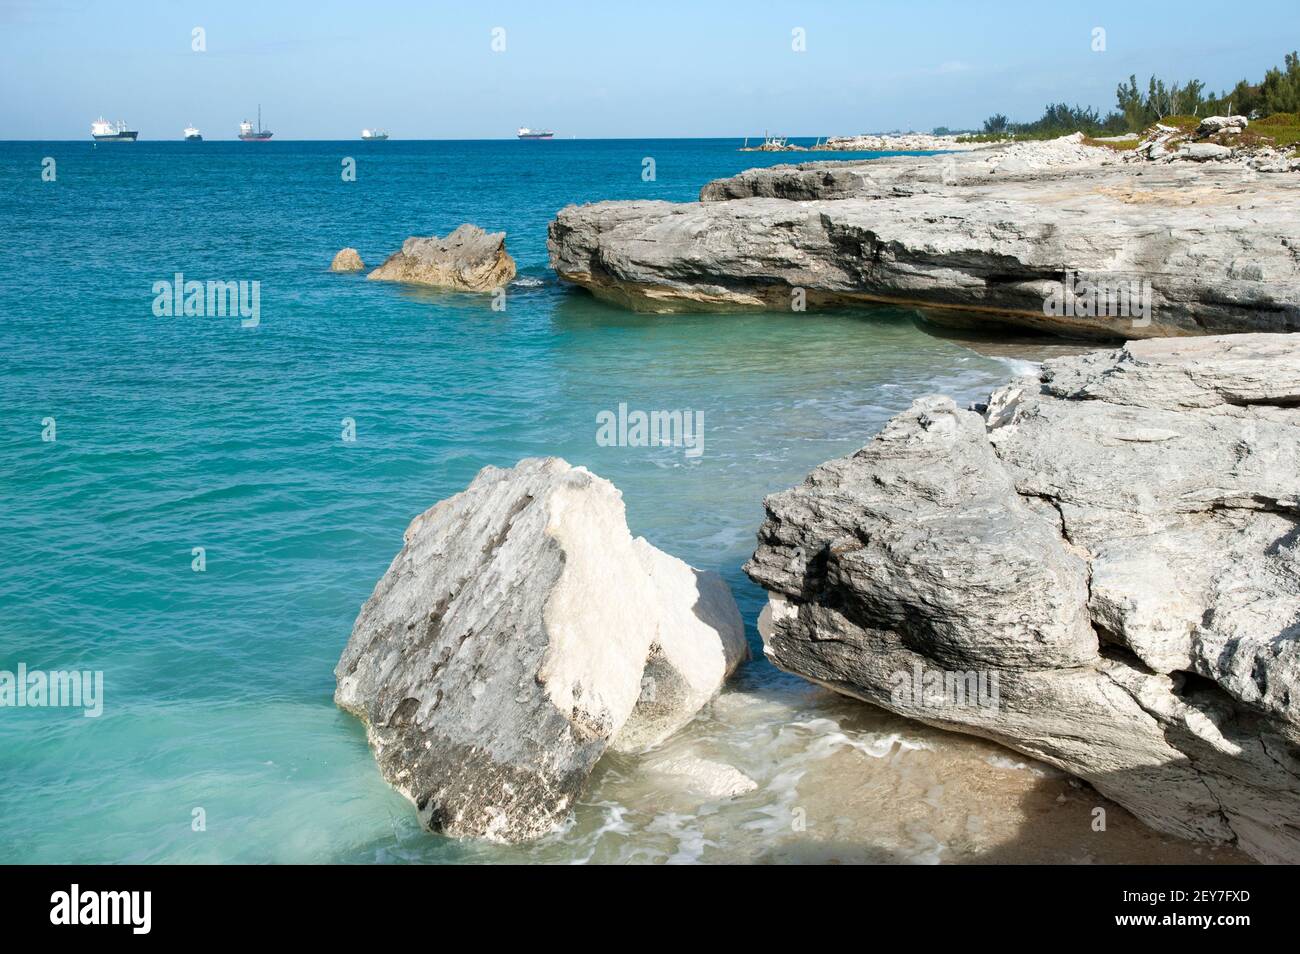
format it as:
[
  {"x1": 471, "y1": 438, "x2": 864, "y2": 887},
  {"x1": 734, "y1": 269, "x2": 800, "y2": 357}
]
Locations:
[
  {"x1": 369, "y1": 223, "x2": 516, "y2": 292},
  {"x1": 744, "y1": 333, "x2": 1300, "y2": 863},
  {"x1": 335, "y1": 457, "x2": 747, "y2": 843},
  {"x1": 548, "y1": 136, "x2": 1300, "y2": 339}
]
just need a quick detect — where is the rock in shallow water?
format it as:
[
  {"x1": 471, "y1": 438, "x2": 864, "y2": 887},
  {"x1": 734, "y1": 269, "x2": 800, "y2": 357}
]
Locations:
[
  {"x1": 330, "y1": 247, "x2": 365, "y2": 271},
  {"x1": 335, "y1": 457, "x2": 746, "y2": 843},
  {"x1": 641, "y1": 753, "x2": 758, "y2": 800},
  {"x1": 368, "y1": 223, "x2": 516, "y2": 292},
  {"x1": 745, "y1": 333, "x2": 1300, "y2": 864}
]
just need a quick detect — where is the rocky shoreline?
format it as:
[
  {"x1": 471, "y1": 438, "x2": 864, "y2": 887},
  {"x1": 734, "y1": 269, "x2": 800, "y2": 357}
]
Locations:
[
  {"x1": 816, "y1": 132, "x2": 983, "y2": 152},
  {"x1": 741, "y1": 132, "x2": 984, "y2": 153},
  {"x1": 549, "y1": 134, "x2": 1300, "y2": 339},
  {"x1": 746, "y1": 334, "x2": 1300, "y2": 864},
  {"x1": 335, "y1": 333, "x2": 1299, "y2": 861},
  {"x1": 335, "y1": 139, "x2": 1298, "y2": 863}
]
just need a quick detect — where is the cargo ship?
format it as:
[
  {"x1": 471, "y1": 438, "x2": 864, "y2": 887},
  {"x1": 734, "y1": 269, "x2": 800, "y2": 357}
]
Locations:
[
  {"x1": 361, "y1": 128, "x2": 389, "y2": 140},
  {"x1": 238, "y1": 106, "x2": 273, "y2": 141},
  {"x1": 91, "y1": 118, "x2": 138, "y2": 142},
  {"x1": 516, "y1": 127, "x2": 554, "y2": 140}
]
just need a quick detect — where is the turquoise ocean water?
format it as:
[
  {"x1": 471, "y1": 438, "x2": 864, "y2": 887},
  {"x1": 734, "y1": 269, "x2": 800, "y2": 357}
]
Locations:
[{"x1": 0, "y1": 139, "x2": 1025, "y2": 863}]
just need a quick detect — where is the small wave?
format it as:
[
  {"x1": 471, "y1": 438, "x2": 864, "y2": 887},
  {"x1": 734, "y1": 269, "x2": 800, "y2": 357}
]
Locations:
[
  {"x1": 512, "y1": 276, "x2": 545, "y2": 288},
  {"x1": 564, "y1": 802, "x2": 635, "y2": 864},
  {"x1": 989, "y1": 356, "x2": 1042, "y2": 378},
  {"x1": 788, "y1": 717, "x2": 932, "y2": 758}
]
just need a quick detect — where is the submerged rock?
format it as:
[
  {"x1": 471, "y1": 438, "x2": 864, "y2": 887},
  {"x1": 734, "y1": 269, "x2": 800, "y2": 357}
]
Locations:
[
  {"x1": 641, "y1": 753, "x2": 758, "y2": 800},
  {"x1": 335, "y1": 457, "x2": 746, "y2": 843},
  {"x1": 548, "y1": 136, "x2": 1300, "y2": 339},
  {"x1": 745, "y1": 333, "x2": 1300, "y2": 864},
  {"x1": 368, "y1": 223, "x2": 516, "y2": 292},
  {"x1": 330, "y1": 247, "x2": 365, "y2": 271}
]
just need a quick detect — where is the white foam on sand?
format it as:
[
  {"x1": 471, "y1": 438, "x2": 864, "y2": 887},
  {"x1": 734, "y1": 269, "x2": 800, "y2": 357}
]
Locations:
[{"x1": 437, "y1": 678, "x2": 1250, "y2": 864}]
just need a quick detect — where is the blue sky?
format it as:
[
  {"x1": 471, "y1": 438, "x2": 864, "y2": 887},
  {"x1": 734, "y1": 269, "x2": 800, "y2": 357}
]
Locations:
[{"x1": 2, "y1": 0, "x2": 1297, "y2": 139}]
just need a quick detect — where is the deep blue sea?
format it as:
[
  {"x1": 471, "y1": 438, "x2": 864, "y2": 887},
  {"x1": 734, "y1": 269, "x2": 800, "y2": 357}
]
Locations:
[{"x1": 0, "y1": 139, "x2": 1052, "y2": 863}]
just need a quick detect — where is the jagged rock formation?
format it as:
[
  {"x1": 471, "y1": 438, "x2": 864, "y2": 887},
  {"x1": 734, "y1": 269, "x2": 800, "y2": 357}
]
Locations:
[
  {"x1": 335, "y1": 458, "x2": 747, "y2": 843},
  {"x1": 369, "y1": 223, "x2": 516, "y2": 292},
  {"x1": 548, "y1": 135, "x2": 1300, "y2": 339},
  {"x1": 744, "y1": 334, "x2": 1300, "y2": 864}
]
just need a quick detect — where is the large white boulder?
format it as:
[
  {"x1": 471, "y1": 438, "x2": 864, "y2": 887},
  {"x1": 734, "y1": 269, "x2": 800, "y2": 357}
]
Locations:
[{"x1": 335, "y1": 457, "x2": 746, "y2": 843}]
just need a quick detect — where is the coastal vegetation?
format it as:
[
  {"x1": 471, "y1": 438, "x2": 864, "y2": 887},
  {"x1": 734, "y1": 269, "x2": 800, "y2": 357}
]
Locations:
[{"x1": 960, "y1": 50, "x2": 1300, "y2": 144}]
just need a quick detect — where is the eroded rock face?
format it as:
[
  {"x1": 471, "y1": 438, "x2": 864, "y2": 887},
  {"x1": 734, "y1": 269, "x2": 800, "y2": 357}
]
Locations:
[
  {"x1": 335, "y1": 457, "x2": 745, "y2": 843},
  {"x1": 330, "y1": 247, "x2": 365, "y2": 271},
  {"x1": 368, "y1": 223, "x2": 516, "y2": 291},
  {"x1": 548, "y1": 136, "x2": 1300, "y2": 339},
  {"x1": 745, "y1": 334, "x2": 1300, "y2": 863},
  {"x1": 613, "y1": 538, "x2": 750, "y2": 752}
]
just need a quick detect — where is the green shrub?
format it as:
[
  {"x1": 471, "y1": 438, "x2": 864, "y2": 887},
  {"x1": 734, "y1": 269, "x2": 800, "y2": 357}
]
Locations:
[
  {"x1": 1238, "y1": 112, "x2": 1300, "y2": 146},
  {"x1": 972, "y1": 51, "x2": 1300, "y2": 140},
  {"x1": 1255, "y1": 111, "x2": 1300, "y2": 127},
  {"x1": 1267, "y1": 125, "x2": 1300, "y2": 146}
]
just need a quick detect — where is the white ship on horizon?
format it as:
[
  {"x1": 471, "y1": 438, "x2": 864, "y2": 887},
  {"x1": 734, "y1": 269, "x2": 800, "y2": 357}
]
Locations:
[
  {"x1": 91, "y1": 117, "x2": 138, "y2": 142},
  {"x1": 361, "y1": 128, "x2": 389, "y2": 140},
  {"x1": 516, "y1": 126, "x2": 554, "y2": 140},
  {"x1": 183, "y1": 125, "x2": 202, "y2": 141}
]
